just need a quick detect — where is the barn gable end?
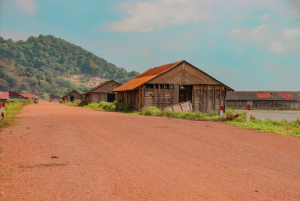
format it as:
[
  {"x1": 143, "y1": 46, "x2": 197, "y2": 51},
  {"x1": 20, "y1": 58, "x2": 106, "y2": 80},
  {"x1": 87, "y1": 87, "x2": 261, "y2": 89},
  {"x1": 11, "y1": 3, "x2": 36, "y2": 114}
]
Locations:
[{"x1": 147, "y1": 61, "x2": 221, "y2": 85}]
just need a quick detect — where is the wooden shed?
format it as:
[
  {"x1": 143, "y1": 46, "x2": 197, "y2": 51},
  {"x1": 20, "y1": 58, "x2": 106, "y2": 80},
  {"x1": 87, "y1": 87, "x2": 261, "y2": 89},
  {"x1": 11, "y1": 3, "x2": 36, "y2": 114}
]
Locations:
[
  {"x1": 226, "y1": 91, "x2": 300, "y2": 108},
  {"x1": 62, "y1": 90, "x2": 82, "y2": 102},
  {"x1": 113, "y1": 60, "x2": 234, "y2": 114},
  {"x1": 82, "y1": 80, "x2": 121, "y2": 103}
]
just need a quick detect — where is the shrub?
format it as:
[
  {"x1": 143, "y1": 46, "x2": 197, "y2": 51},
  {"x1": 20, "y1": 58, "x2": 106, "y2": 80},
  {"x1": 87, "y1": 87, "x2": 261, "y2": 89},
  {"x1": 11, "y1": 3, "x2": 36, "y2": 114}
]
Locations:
[
  {"x1": 138, "y1": 106, "x2": 162, "y2": 116},
  {"x1": 209, "y1": 110, "x2": 218, "y2": 117}
]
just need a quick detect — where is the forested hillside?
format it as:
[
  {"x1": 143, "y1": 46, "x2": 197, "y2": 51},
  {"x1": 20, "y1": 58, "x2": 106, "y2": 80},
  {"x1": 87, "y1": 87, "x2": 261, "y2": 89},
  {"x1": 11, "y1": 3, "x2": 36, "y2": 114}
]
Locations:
[{"x1": 0, "y1": 34, "x2": 139, "y2": 99}]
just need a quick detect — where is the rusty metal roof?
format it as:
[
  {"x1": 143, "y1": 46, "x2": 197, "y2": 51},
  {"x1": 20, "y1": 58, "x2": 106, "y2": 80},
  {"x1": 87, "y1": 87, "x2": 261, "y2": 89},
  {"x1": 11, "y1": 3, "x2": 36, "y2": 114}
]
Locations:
[
  {"x1": 113, "y1": 61, "x2": 183, "y2": 91},
  {"x1": 227, "y1": 91, "x2": 300, "y2": 101},
  {"x1": 0, "y1": 92, "x2": 9, "y2": 99}
]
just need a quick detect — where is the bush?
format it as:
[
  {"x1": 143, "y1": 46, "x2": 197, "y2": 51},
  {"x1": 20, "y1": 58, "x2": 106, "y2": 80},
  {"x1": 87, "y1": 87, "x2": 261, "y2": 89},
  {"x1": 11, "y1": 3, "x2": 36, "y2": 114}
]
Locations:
[{"x1": 138, "y1": 107, "x2": 163, "y2": 116}]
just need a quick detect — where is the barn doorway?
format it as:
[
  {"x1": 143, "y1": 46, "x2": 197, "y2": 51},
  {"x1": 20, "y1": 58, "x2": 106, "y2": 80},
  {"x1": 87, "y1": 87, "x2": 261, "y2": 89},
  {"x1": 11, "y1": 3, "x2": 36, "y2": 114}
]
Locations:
[
  {"x1": 107, "y1": 93, "x2": 115, "y2": 102},
  {"x1": 69, "y1": 95, "x2": 74, "y2": 102},
  {"x1": 179, "y1": 85, "x2": 193, "y2": 103}
]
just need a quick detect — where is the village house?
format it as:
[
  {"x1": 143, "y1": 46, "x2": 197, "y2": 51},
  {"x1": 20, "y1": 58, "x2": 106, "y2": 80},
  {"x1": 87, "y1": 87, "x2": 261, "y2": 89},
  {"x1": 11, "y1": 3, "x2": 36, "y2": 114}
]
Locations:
[
  {"x1": 113, "y1": 60, "x2": 234, "y2": 114},
  {"x1": 0, "y1": 91, "x2": 29, "y2": 101},
  {"x1": 62, "y1": 90, "x2": 82, "y2": 102},
  {"x1": 82, "y1": 80, "x2": 121, "y2": 103},
  {"x1": 50, "y1": 96, "x2": 61, "y2": 102},
  {"x1": 226, "y1": 91, "x2": 300, "y2": 108}
]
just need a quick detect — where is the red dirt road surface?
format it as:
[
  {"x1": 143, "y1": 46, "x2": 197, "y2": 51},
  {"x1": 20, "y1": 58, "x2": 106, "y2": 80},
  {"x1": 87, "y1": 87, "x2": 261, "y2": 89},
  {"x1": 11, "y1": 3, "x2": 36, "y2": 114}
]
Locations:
[{"x1": 1, "y1": 102, "x2": 300, "y2": 201}]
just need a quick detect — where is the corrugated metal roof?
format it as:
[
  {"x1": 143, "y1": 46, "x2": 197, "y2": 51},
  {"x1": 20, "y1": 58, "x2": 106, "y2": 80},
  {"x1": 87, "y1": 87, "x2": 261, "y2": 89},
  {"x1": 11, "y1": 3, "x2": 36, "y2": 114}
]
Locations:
[
  {"x1": 227, "y1": 91, "x2": 300, "y2": 101},
  {"x1": 82, "y1": 80, "x2": 120, "y2": 95},
  {"x1": 51, "y1": 96, "x2": 60, "y2": 99},
  {"x1": 21, "y1": 94, "x2": 35, "y2": 99},
  {"x1": 113, "y1": 61, "x2": 182, "y2": 91},
  {"x1": 62, "y1": 90, "x2": 81, "y2": 98},
  {"x1": 0, "y1": 92, "x2": 9, "y2": 99}
]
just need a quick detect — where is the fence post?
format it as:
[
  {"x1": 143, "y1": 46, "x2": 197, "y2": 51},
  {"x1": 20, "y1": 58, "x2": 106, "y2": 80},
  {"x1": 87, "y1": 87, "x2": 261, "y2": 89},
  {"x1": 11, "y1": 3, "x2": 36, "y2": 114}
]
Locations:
[
  {"x1": 220, "y1": 105, "x2": 224, "y2": 118},
  {"x1": 246, "y1": 104, "x2": 251, "y2": 123},
  {"x1": 1, "y1": 102, "x2": 6, "y2": 119}
]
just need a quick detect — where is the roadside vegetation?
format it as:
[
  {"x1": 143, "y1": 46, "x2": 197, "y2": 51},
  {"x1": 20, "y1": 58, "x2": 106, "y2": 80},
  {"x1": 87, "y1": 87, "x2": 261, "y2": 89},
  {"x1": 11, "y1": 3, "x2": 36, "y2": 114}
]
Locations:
[
  {"x1": 60, "y1": 101, "x2": 300, "y2": 137},
  {"x1": 0, "y1": 99, "x2": 33, "y2": 131}
]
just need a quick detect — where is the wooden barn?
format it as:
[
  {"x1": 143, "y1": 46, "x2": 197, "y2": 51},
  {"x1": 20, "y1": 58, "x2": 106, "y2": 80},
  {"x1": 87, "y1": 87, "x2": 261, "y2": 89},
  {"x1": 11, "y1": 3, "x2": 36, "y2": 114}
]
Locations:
[
  {"x1": 226, "y1": 91, "x2": 300, "y2": 108},
  {"x1": 113, "y1": 60, "x2": 234, "y2": 113},
  {"x1": 82, "y1": 80, "x2": 121, "y2": 103},
  {"x1": 62, "y1": 90, "x2": 82, "y2": 102}
]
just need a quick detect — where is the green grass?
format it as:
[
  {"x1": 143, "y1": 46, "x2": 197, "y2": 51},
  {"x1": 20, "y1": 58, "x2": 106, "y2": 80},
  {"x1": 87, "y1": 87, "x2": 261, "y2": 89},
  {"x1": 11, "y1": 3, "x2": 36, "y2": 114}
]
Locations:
[
  {"x1": 0, "y1": 99, "x2": 33, "y2": 154},
  {"x1": 0, "y1": 99, "x2": 33, "y2": 130},
  {"x1": 224, "y1": 108, "x2": 300, "y2": 137}
]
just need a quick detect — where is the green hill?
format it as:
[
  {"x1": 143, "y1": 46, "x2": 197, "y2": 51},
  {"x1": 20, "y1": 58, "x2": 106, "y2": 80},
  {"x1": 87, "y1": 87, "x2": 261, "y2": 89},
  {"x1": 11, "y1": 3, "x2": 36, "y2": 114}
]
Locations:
[{"x1": 0, "y1": 34, "x2": 139, "y2": 99}]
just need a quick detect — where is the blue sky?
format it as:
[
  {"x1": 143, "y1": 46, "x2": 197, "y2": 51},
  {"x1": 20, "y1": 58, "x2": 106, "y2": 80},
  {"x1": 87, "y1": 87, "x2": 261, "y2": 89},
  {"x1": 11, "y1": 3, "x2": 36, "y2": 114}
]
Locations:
[{"x1": 1, "y1": 0, "x2": 300, "y2": 90}]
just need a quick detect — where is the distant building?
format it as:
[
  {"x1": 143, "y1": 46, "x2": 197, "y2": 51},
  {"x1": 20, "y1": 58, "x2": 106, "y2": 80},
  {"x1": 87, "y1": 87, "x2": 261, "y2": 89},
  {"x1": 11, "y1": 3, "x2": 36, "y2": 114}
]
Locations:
[
  {"x1": 51, "y1": 96, "x2": 61, "y2": 102},
  {"x1": 226, "y1": 91, "x2": 300, "y2": 108},
  {"x1": 0, "y1": 91, "x2": 28, "y2": 101},
  {"x1": 62, "y1": 90, "x2": 82, "y2": 102},
  {"x1": 21, "y1": 94, "x2": 36, "y2": 99},
  {"x1": 82, "y1": 80, "x2": 121, "y2": 103}
]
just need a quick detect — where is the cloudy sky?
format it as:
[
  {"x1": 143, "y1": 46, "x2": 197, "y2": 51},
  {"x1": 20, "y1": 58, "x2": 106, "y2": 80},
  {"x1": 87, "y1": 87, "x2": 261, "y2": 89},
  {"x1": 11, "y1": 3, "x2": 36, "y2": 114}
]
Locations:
[{"x1": 1, "y1": 0, "x2": 300, "y2": 90}]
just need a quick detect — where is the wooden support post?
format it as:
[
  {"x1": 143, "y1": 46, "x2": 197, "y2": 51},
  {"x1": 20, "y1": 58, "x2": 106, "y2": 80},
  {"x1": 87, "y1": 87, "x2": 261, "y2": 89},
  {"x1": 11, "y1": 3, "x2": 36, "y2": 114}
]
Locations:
[
  {"x1": 162, "y1": 84, "x2": 165, "y2": 109},
  {"x1": 158, "y1": 84, "x2": 161, "y2": 108},
  {"x1": 193, "y1": 85, "x2": 196, "y2": 112},
  {"x1": 199, "y1": 85, "x2": 201, "y2": 113},
  {"x1": 207, "y1": 85, "x2": 209, "y2": 114},
  {"x1": 170, "y1": 85, "x2": 173, "y2": 106},
  {"x1": 138, "y1": 87, "x2": 141, "y2": 110},
  {"x1": 153, "y1": 84, "x2": 155, "y2": 106},
  {"x1": 143, "y1": 85, "x2": 146, "y2": 108}
]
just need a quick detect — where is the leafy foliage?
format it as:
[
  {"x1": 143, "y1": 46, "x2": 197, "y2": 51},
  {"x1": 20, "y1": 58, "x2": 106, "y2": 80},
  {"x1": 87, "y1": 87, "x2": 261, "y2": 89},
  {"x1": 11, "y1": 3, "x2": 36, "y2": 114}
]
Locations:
[{"x1": 0, "y1": 35, "x2": 139, "y2": 98}]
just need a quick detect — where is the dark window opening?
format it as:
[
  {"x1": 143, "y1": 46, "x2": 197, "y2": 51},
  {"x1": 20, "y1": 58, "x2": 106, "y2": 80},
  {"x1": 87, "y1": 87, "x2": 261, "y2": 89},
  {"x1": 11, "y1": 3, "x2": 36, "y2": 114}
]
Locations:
[{"x1": 107, "y1": 93, "x2": 115, "y2": 102}]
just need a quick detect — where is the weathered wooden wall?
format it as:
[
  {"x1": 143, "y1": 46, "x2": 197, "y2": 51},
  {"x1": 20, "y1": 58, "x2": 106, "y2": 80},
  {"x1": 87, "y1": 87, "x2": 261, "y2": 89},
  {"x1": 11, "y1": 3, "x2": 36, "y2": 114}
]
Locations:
[{"x1": 119, "y1": 84, "x2": 227, "y2": 114}]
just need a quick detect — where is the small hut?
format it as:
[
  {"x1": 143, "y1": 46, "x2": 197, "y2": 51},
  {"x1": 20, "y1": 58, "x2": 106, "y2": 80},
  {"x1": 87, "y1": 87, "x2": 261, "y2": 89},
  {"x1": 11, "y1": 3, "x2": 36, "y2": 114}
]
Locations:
[
  {"x1": 21, "y1": 94, "x2": 36, "y2": 99},
  {"x1": 62, "y1": 90, "x2": 82, "y2": 102},
  {"x1": 51, "y1": 96, "x2": 61, "y2": 102},
  {"x1": 113, "y1": 60, "x2": 234, "y2": 114},
  {"x1": 82, "y1": 80, "x2": 121, "y2": 103}
]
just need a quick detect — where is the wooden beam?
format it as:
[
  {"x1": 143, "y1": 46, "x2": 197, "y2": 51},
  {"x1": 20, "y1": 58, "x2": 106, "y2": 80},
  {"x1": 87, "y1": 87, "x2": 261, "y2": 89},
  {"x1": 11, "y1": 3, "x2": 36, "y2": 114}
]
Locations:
[
  {"x1": 153, "y1": 84, "x2": 155, "y2": 106},
  {"x1": 138, "y1": 87, "x2": 141, "y2": 110},
  {"x1": 207, "y1": 85, "x2": 209, "y2": 114},
  {"x1": 213, "y1": 86, "x2": 216, "y2": 111},
  {"x1": 193, "y1": 85, "x2": 196, "y2": 112},
  {"x1": 162, "y1": 84, "x2": 165, "y2": 109},
  {"x1": 143, "y1": 85, "x2": 146, "y2": 108},
  {"x1": 170, "y1": 85, "x2": 173, "y2": 106},
  {"x1": 158, "y1": 84, "x2": 161, "y2": 108}
]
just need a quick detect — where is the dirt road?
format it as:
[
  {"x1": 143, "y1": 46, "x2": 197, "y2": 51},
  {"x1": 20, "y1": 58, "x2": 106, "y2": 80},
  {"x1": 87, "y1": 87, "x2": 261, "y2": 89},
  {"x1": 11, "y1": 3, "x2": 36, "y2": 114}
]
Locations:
[{"x1": 1, "y1": 102, "x2": 300, "y2": 201}]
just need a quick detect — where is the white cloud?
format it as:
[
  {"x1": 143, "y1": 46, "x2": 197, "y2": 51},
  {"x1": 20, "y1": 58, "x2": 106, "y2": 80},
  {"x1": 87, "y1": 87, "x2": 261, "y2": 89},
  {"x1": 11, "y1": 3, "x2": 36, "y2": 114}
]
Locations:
[
  {"x1": 16, "y1": 0, "x2": 36, "y2": 15},
  {"x1": 283, "y1": 28, "x2": 300, "y2": 39},
  {"x1": 142, "y1": 48, "x2": 150, "y2": 55},
  {"x1": 270, "y1": 40, "x2": 285, "y2": 53},
  {"x1": 252, "y1": 25, "x2": 266, "y2": 34},
  {"x1": 229, "y1": 28, "x2": 242, "y2": 35},
  {"x1": 260, "y1": 14, "x2": 269, "y2": 20},
  {"x1": 108, "y1": 0, "x2": 210, "y2": 32}
]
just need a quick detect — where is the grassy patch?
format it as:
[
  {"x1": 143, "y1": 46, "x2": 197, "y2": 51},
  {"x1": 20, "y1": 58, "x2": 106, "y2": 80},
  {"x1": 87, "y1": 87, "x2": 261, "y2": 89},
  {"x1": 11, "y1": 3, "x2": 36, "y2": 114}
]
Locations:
[
  {"x1": 225, "y1": 108, "x2": 300, "y2": 137},
  {"x1": 0, "y1": 99, "x2": 33, "y2": 131}
]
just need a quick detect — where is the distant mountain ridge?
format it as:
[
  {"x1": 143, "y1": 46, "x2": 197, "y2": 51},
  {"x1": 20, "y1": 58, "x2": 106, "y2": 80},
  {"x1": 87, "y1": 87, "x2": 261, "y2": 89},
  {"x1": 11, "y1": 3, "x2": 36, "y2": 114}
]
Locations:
[{"x1": 0, "y1": 34, "x2": 139, "y2": 99}]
